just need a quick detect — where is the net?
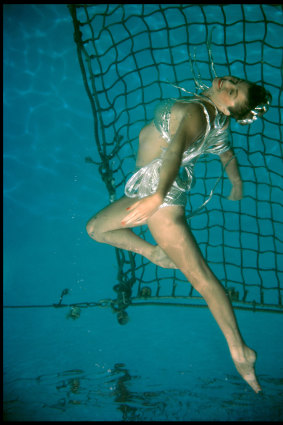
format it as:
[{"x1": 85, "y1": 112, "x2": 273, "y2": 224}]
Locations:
[{"x1": 68, "y1": 4, "x2": 283, "y2": 320}]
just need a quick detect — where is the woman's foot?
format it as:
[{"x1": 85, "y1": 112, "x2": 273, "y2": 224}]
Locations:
[
  {"x1": 231, "y1": 345, "x2": 262, "y2": 393},
  {"x1": 149, "y1": 245, "x2": 178, "y2": 269}
]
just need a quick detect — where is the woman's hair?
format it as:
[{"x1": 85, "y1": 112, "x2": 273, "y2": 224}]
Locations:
[{"x1": 228, "y1": 82, "x2": 272, "y2": 125}]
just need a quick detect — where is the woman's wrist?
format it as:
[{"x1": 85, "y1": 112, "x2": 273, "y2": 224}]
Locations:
[{"x1": 154, "y1": 191, "x2": 165, "y2": 203}]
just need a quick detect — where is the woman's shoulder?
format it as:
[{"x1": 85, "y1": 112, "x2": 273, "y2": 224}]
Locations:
[
  {"x1": 175, "y1": 96, "x2": 211, "y2": 115},
  {"x1": 174, "y1": 97, "x2": 211, "y2": 128},
  {"x1": 178, "y1": 95, "x2": 229, "y2": 130}
]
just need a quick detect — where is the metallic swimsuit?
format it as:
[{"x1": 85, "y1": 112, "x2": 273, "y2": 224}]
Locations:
[{"x1": 125, "y1": 95, "x2": 230, "y2": 210}]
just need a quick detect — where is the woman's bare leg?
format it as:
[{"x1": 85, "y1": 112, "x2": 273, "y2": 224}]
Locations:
[
  {"x1": 147, "y1": 205, "x2": 262, "y2": 393},
  {"x1": 86, "y1": 196, "x2": 177, "y2": 268},
  {"x1": 87, "y1": 197, "x2": 261, "y2": 392}
]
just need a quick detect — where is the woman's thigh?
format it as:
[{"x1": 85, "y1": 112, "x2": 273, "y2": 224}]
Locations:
[
  {"x1": 147, "y1": 206, "x2": 210, "y2": 281},
  {"x1": 86, "y1": 195, "x2": 140, "y2": 233}
]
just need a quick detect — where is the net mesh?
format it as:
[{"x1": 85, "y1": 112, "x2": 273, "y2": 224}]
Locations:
[{"x1": 68, "y1": 4, "x2": 283, "y2": 318}]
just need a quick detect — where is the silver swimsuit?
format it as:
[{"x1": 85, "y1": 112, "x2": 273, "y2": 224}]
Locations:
[{"x1": 124, "y1": 95, "x2": 231, "y2": 209}]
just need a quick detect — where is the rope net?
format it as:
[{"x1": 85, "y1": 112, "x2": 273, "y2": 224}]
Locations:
[{"x1": 68, "y1": 4, "x2": 283, "y2": 320}]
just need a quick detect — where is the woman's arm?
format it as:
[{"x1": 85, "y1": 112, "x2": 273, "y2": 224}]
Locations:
[
  {"x1": 157, "y1": 102, "x2": 208, "y2": 198},
  {"x1": 219, "y1": 148, "x2": 243, "y2": 200},
  {"x1": 156, "y1": 121, "x2": 200, "y2": 197},
  {"x1": 122, "y1": 104, "x2": 206, "y2": 226}
]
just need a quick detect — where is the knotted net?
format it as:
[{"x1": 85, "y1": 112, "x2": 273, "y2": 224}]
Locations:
[{"x1": 68, "y1": 4, "x2": 283, "y2": 321}]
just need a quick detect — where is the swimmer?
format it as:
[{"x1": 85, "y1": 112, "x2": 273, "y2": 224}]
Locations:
[{"x1": 86, "y1": 75, "x2": 271, "y2": 393}]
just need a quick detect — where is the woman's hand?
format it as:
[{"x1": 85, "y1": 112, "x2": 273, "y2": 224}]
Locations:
[
  {"x1": 121, "y1": 193, "x2": 163, "y2": 226},
  {"x1": 227, "y1": 181, "x2": 243, "y2": 201}
]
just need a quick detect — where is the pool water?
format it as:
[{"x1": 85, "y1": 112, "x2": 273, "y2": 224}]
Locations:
[{"x1": 3, "y1": 4, "x2": 283, "y2": 421}]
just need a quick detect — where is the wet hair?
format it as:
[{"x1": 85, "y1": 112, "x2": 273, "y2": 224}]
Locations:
[{"x1": 228, "y1": 82, "x2": 272, "y2": 125}]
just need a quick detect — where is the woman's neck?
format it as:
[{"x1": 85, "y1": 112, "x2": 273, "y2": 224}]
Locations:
[
  {"x1": 197, "y1": 91, "x2": 228, "y2": 128},
  {"x1": 200, "y1": 88, "x2": 229, "y2": 115}
]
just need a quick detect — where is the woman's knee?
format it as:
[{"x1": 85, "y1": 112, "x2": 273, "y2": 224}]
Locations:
[{"x1": 86, "y1": 216, "x2": 104, "y2": 242}]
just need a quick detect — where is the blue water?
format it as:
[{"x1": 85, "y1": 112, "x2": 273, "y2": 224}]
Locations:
[{"x1": 3, "y1": 4, "x2": 283, "y2": 421}]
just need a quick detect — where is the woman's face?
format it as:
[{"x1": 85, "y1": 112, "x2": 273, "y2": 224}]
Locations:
[{"x1": 210, "y1": 76, "x2": 250, "y2": 115}]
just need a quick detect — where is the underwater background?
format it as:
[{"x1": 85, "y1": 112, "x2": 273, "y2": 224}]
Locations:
[{"x1": 3, "y1": 4, "x2": 283, "y2": 421}]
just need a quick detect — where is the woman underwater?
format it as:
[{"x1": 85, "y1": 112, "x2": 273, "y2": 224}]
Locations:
[{"x1": 86, "y1": 75, "x2": 271, "y2": 393}]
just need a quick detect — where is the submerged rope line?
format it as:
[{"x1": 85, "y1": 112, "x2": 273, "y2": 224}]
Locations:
[{"x1": 3, "y1": 299, "x2": 283, "y2": 314}]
